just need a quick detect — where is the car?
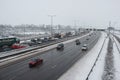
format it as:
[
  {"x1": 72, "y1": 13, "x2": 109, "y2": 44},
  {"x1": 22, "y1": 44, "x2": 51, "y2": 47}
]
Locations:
[
  {"x1": 56, "y1": 43, "x2": 64, "y2": 50},
  {"x1": 31, "y1": 38, "x2": 42, "y2": 44},
  {"x1": 81, "y1": 44, "x2": 88, "y2": 51},
  {"x1": 75, "y1": 39, "x2": 81, "y2": 45},
  {"x1": 11, "y1": 43, "x2": 26, "y2": 49},
  {"x1": 89, "y1": 34, "x2": 91, "y2": 36},
  {"x1": 27, "y1": 42, "x2": 38, "y2": 46},
  {"x1": 29, "y1": 58, "x2": 43, "y2": 68},
  {"x1": 40, "y1": 37, "x2": 48, "y2": 42},
  {"x1": 86, "y1": 38, "x2": 89, "y2": 40}
]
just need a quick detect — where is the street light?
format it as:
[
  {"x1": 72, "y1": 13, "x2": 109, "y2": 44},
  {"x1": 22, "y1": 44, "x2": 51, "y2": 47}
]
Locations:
[{"x1": 48, "y1": 15, "x2": 56, "y2": 36}]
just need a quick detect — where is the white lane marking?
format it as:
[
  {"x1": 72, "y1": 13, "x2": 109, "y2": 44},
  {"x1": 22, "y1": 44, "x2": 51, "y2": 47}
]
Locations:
[{"x1": 51, "y1": 65, "x2": 57, "y2": 69}]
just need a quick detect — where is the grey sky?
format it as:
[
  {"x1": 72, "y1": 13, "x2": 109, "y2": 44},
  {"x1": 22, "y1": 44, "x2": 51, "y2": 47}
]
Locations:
[{"x1": 0, "y1": 0, "x2": 120, "y2": 29}]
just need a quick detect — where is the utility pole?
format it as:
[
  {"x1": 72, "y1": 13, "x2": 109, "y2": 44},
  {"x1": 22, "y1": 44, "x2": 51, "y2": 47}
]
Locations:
[
  {"x1": 48, "y1": 15, "x2": 56, "y2": 36},
  {"x1": 109, "y1": 21, "x2": 111, "y2": 27},
  {"x1": 24, "y1": 25, "x2": 26, "y2": 41},
  {"x1": 74, "y1": 20, "x2": 79, "y2": 35},
  {"x1": 74, "y1": 20, "x2": 79, "y2": 29},
  {"x1": 108, "y1": 21, "x2": 111, "y2": 36},
  {"x1": 74, "y1": 20, "x2": 77, "y2": 28}
]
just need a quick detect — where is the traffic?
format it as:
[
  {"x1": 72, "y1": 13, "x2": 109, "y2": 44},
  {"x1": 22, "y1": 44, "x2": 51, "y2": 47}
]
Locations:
[{"x1": 0, "y1": 31, "x2": 100, "y2": 80}]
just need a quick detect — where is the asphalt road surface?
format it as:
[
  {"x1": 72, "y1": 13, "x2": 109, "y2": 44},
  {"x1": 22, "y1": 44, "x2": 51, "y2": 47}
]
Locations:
[{"x1": 0, "y1": 31, "x2": 101, "y2": 80}]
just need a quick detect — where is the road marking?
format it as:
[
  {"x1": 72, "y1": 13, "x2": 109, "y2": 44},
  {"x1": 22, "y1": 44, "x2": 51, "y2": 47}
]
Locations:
[{"x1": 51, "y1": 65, "x2": 57, "y2": 69}]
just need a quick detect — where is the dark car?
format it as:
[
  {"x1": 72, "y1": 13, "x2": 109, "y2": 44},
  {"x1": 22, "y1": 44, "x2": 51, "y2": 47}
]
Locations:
[
  {"x1": 27, "y1": 42, "x2": 38, "y2": 46},
  {"x1": 75, "y1": 39, "x2": 81, "y2": 45},
  {"x1": 56, "y1": 43, "x2": 64, "y2": 50},
  {"x1": 86, "y1": 38, "x2": 89, "y2": 40},
  {"x1": 29, "y1": 58, "x2": 43, "y2": 68}
]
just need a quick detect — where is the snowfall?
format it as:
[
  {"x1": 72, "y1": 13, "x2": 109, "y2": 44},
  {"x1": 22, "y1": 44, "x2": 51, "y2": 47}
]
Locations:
[{"x1": 58, "y1": 31, "x2": 120, "y2": 80}]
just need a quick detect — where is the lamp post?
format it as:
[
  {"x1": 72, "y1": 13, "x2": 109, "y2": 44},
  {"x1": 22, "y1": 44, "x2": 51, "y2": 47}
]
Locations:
[{"x1": 48, "y1": 15, "x2": 56, "y2": 36}]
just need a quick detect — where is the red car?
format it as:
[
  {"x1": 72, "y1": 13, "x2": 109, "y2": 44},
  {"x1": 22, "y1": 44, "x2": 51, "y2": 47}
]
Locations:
[
  {"x1": 29, "y1": 58, "x2": 43, "y2": 68},
  {"x1": 11, "y1": 44, "x2": 26, "y2": 49}
]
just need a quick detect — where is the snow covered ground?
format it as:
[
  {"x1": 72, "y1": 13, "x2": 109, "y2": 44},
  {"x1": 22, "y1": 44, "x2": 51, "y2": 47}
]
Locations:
[
  {"x1": 58, "y1": 32, "x2": 108, "y2": 80},
  {"x1": 89, "y1": 35, "x2": 108, "y2": 80},
  {"x1": 112, "y1": 36, "x2": 120, "y2": 80},
  {"x1": 114, "y1": 31, "x2": 120, "y2": 35},
  {"x1": 114, "y1": 31, "x2": 120, "y2": 38}
]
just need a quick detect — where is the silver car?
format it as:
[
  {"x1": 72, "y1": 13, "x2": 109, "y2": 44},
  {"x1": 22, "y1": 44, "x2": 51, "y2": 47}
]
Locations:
[{"x1": 81, "y1": 44, "x2": 88, "y2": 51}]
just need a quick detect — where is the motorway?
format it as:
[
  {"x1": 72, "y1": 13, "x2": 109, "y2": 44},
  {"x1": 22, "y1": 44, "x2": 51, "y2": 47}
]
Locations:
[
  {"x1": 0, "y1": 31, "x2": 89, "y2": 58},
  {"x1": 0, "y1": 31, "x2": 101, "y2": 80}
]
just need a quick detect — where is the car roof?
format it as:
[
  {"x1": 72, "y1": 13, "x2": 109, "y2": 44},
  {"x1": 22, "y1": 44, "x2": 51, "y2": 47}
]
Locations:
[
  {"x1": 83, "y1": 44, "x2": 87, "y2": 46},
  {"x1": 58, "y1": 43, "x2": 64, "y2": 45}
]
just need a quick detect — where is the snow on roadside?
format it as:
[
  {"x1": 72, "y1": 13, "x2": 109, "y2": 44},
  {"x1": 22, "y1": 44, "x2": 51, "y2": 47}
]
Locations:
[
  {"x1": 115, "y1": 34, "x2": 120, "y2": 39},
  {"x1": 113, "y1": 37, "x2": 120, "y2": 80},
  {"x1": 113, "y1": 35, "x2": 120, "y2": 52},
  {"x1": 58, "y1": 32, "x2": 107, "y2": 80},
  {"x1": 114, "y1": 31, "x2": 120, "y2": 35},
  {"x1": 102, "y1": 38, "x2": 115, "y2": 80},
  {"x1": 89, "y1": 35, "x2": 109, "y2": 80}
]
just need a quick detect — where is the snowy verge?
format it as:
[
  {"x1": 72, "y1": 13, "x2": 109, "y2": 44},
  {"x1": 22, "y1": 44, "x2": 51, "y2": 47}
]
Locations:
[
  {"x1": 113, "y1": 37, "x2": 120, "y2": 80},
  {"x1": 115, "y1": 33, "x2": 120, "y2": 38},
  {"x1": 58, "y1": 32, "x2": 107, "y2": 80},
  {"x1": 89, "y1": 36, "x2": 109, "y2": 80},
  {"x1": 113, "y1": 35, "x2": 120, "y2": 52}
]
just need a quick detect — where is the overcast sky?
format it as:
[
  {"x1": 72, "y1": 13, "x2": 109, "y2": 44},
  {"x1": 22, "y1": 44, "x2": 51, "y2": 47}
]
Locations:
[{"x1": 0, "y1": 0, "x2": 120, "y2": 29}]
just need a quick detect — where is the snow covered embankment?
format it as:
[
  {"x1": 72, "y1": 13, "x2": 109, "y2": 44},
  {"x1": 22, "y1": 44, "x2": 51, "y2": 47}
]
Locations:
[
  {"x1": 58, "y1": 32, "x2": 108, "y2": 80},
  {"x1": 112, "y1": 35, "x2": 120, "y2": 80},
  {"x1": 102, "y1": 38, "x2": 115, "y2": 80}
]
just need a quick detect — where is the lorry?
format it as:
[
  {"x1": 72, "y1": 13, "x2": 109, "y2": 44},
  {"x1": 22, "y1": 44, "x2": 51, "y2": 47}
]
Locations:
[{"x1": 0, "y1": 36, "x2": 20, "y2": 51}]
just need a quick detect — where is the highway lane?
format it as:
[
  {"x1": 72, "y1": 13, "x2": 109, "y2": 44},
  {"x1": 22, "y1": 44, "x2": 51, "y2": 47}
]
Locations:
[{"x1": 0, "y1": 31, "x2": 100, "y2": 80}]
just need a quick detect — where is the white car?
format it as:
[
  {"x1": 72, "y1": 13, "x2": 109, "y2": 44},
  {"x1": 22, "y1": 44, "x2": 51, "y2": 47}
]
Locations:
[{"x1": 81, "y1": 44, "x2": 88, "y2": 51}]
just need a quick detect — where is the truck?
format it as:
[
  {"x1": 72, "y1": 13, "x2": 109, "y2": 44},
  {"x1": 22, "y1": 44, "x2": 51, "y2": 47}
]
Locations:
[{"x1": 0, "y1": 36, "x2": 20, "y2": 51}]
